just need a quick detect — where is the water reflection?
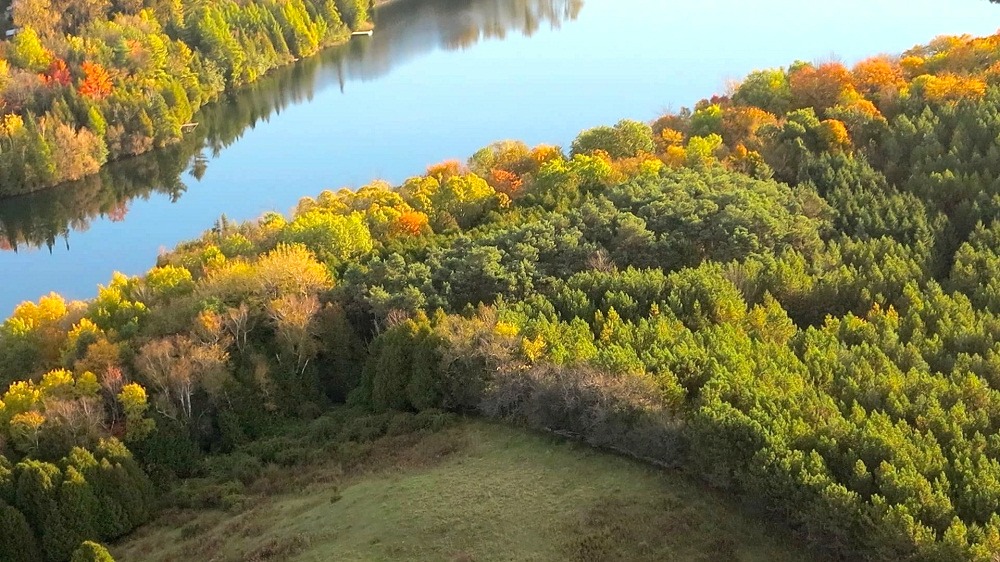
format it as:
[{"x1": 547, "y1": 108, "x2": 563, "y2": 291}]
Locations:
[{"x1": 0, "y1": 0, "x2": 583, "y2": 252}]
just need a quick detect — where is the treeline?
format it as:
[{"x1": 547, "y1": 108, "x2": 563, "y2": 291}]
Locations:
[
  {"x1": 0, "y1": 0, "x2": 372, "y2": 196},
  {"x1": 7, "y1": 29, "x2": 1000, "y2": 561}
]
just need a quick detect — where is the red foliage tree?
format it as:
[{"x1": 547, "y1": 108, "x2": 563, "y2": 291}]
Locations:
[
  {"x1": 40, "y1": 59, "x2": 71, "y2": 87},
  {"x1": 489, "y1": 168, "x2": 524, "y2": 196}
]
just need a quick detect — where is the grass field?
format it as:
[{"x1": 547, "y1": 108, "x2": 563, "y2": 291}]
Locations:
[{"x1": 114, "y1": 421, "x2": 818, "y2": 561}]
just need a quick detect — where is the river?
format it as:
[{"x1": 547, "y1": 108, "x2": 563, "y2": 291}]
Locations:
[{"x1": 0, "y1": 0, "x2": 997, "y2": 315}]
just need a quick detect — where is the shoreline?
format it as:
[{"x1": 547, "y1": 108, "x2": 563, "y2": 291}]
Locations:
[{"x1": 0, "y1": 1, "x2": 401, "y2": 201}]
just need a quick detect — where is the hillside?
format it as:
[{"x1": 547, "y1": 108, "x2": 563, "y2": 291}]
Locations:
[
  {"x1": 8, "y1": 25, "x2": 1000, "y2": 562},
  {"x1": 114, "y1": 421, "x2": 814, "y2": 562}
]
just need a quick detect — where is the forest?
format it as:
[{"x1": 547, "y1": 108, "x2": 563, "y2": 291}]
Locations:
[
  {"x1": 7, "y1": 22, "x2": 1000, "y2": 562},
  {"x1": 0, "y1": 0, "x2": 372, "y2": 195}
]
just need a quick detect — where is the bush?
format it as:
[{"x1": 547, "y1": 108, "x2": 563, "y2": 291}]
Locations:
[
  {"x1": 70, "y1": 541, "x2": 115, "y2": 562},
  {"x1": 480, "y1": 364, "x2": 684, "y2": 465},
  {"x1": 203, "y1": 452, "x2": 262, "y2": 486},
  {"x1": 337, "y1": 413, "x2": 392, "y2": 443}
]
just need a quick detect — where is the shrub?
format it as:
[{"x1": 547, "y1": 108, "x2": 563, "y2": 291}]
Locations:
[{"x1": 70, "y1": 541, "x2": 115, "y2": 562}]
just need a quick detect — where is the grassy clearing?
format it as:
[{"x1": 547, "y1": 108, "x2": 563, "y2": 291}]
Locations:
[{"x1": 114, "y1": 421, "x2": 818, "y2": 562}]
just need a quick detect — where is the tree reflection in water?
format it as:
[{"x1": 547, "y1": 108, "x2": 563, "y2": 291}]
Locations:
[{"x1": 0, "y1": 0, "x2": 583, "y2": 252}]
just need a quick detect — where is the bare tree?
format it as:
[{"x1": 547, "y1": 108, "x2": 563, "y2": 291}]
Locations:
[
  {"x1": 268, "y1": 294, "x2": 320, "y2": 377},
  {"x1": 45, "y1": 397, "x2": 102, "y2": 445},
  {"x1": 100, "y1": 365, "x2": 126, "y2": 428},
  {"x1": 135, "y1": 335, "x2": 228, "y2": 420},
  {"x1": 223, "y1": 303, "x2": 255, "y2": 353}
]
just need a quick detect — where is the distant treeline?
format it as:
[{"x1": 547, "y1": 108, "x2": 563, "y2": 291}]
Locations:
[
  {"x1": 0, "y1": 0, "x2": 372, "y2": 196},
  {"x1": 8, "y1": 27, "x2": 1000, "y2": 562}
]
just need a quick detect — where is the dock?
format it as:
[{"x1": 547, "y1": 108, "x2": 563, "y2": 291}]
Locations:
[{"x1": 351, "y1": 29, "x2": 374, "y2": 37}]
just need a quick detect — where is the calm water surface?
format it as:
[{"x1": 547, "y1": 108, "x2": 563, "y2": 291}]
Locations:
[{"x1": 0, "y1": 0, "x2": 998, "y2": 314}]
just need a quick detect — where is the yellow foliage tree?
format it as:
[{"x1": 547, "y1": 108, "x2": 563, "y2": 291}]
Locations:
[
  {"x1": 0, "y1": 59, "x2": 9, "y2": 91},
  {"x1": 520, "y1": 335, "x2": 546, "y2": 363},
  {"x1": 663, "y1": 145, "x2": 687, "y2": 168},
  {"x1": 917, "y1": 73, "x2": 987, "y2": 103},
  {"x1": 118, "y1": 382, "x2": 154, "y2": 441},
  {"x1": 1, "y1": 381, "x2": 41, "y2": 424},
  {"x1": 3, "y1": 292, "x2": 71, "y2": 370},
  {"x1": 39, "y1": 368, "x2": 75, "y2": 398},
  {"x1": 818, "y1": 119, "x2": 852, "y2": 151},
  {"x1": 9, "y1": 411, "x2": 46, "y2": 453}
]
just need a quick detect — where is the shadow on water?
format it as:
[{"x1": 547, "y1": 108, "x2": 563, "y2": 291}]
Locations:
[{"x1": 0, "y1": 0, "x2": 582, "y2": 252}]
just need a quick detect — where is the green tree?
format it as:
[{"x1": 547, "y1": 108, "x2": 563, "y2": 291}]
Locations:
[
  {"x1": 571, "y1": 119, "x2": 655, "y2": 159},
  {"x1": 0, "y1": 501, "x2": 42, "y2": 562},
  {"x1": 732, "y1": 68, "x2": 792, "y2": 114}
]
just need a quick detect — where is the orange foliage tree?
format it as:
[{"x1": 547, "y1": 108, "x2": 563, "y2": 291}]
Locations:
[
  {"x1": 720, "y1": 106, "x2": 778, "y2": 149},
  {"x1": 426, "y1": 160, "x2": 466, "y2": 182},
  {"x1": 529, "y1": 144, "x2": 563, "y2": 168},
  {"x1": 77, "y1": 61, "x2": 112, "y2": 99},
  {"x1": 789, "y1": 62, "x2": 853, "y2": 115},
  {"x1": 852, "y1": 56, "x2": 906, "y2": 99},
  {"x1": 392, "y1": 210, "x2": 430, "y2": 236}
]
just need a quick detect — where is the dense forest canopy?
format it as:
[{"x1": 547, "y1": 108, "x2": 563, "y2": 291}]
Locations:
[
  {"x1": 8, "y1": 18, "x2": 1000, "y2": 562},
  {"x1": 0, "y1": 0, "x2": 372, "y2": 195}
]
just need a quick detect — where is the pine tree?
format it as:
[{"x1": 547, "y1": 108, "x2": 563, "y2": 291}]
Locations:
[{"x1": 0, "y1": 501, "x2": 42, "y2": 562}]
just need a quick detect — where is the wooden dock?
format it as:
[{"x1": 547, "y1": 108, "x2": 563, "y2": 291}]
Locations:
[{"x1": 351, "y1": 29, "x2": 374, "y2": 37}]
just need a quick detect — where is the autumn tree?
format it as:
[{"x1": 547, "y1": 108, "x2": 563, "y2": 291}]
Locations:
[
  {"x1": 788, "y1": 62, "x2": 853, "y2": 115},
  {"x1": 7, "y1": 27, "x2": 53, "y2": 72},
  {"x1": 116, "y1": 384, "x2": 153, "y2": 442},
  {"x1": 281, "y1": 211, "x2": 374, "y2": 264},
  {"x1": 0, "y1": 292, "x2": 71, "y2": 384},
  {"x1": 77, "y1": 62, "x2": 112, "y2": 100},
  {"x1": 852, "y1": 55, "x2": 906, "y2": 100},
  {"x1": 41, "y1": 59, "x2": 71, "y2": 87},
  {"x1": 0, "y1": 60, "x2": 10, "y2": 92},
  {"x1": 392, "y1": 210, "x2": 430, "y2": 237},
  {"x1": 915, "y1": 73, "x2": 987, "y2": 103}
]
